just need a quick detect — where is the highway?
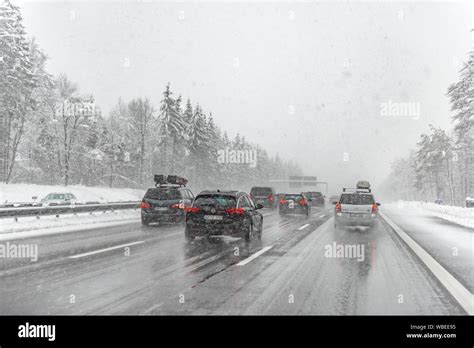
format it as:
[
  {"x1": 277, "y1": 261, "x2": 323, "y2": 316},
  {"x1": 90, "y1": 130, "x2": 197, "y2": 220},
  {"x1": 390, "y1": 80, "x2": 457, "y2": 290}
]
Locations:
[{"x1": 0, "y1": 206, "x2": 469, "y2": 315}]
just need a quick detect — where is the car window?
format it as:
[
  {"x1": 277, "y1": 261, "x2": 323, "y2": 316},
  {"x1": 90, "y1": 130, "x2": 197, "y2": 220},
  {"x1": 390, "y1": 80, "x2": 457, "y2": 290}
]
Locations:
[
  {"x1": 283, "y1": 194, "x2": 303, "y2": 201},
  {"x1": 193, "y1": 195, "x2": 236, "y2": 208},
  {"x1": 247, "y1": 195, "x2": 255, "y2": 208},
  {"x1": 186, "y1": 190, "x2": 194, "y2": 200},
  {"x1": 339, "y1": 194, "x2": 375, "y2": 205},
  {"x1": 237, "y1": 195, "x2": 251, "y2": 208},
  {"x1": 145, "y1": 188, "x2": 181, "y2": 200}
]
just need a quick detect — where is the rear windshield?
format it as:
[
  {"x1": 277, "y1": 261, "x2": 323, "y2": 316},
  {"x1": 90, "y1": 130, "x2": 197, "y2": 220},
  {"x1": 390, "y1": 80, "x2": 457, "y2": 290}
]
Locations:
[
  {"x1": 250, "y1": 187, "x2": 273, "y2": 195},
  {"x1": 193, "y1": 194, "x2": 236, "y2": 208},
  {"x1": 283, "y1": 194, "x2": 303, "y2": 201},
  {"x1": 48, "y1": 194, "x2": 65, "y2": 200},
  {"x1": 339, "y1": 194, "x2": 374, "y2": 205},
  {"x1": 307, "y1": 192, "x2": 322, "y2": 197},
  {"x1": 145, "y1": 188, "x2": 181, "y2": 200}
]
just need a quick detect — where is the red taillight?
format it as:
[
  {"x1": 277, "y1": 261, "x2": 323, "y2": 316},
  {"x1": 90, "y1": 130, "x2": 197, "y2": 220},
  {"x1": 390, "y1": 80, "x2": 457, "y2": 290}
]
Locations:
[
  {"x1": 280, "y1": 199, "x2": 288, "y2": 204},
  {"x1": 335, "y1": 202, "x2": 342, "y2": 213},
  {"x1": 227, "y1": 207, "x2": 245, "y2": 215},
  {"x1": 185, "y1": 207, "x2": 201, "y2": 213},
  {"x1": 371, "y1": 203, "x2": 378, "y2": 213},
  {"x1": 268, "y1": 195, "x2": 274, "y2": 202},
  {"x1": 299, "y1": 199, "x2": 308, "y2": 206},
  {"x1": 141, "y1": 201, "x2": 151, "y2": 209}
]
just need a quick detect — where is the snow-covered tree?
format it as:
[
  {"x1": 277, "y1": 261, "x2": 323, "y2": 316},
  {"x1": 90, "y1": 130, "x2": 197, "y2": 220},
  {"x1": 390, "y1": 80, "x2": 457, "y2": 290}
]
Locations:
[{"x1": 447, "y1": 50, "x2": 474, "y2": 202}]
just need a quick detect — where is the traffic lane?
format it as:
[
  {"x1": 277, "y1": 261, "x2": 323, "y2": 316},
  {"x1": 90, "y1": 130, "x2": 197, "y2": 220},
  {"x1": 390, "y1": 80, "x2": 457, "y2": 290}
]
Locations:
[
  {"x1": 0, "y1": 206, "x2": 321, "y2": 272},
  {"x1": 382, "y1": 205, "x2": 473, "y2": 292},
  {"x1": 0, "y1": 221, "x2": 169, "y2": 271},
  {"x1": 0, "y1": 208, "x2": 320, "y2": 314},
  {"x1": 153, "y1": 216, "x2": 465, "y2": 315}
]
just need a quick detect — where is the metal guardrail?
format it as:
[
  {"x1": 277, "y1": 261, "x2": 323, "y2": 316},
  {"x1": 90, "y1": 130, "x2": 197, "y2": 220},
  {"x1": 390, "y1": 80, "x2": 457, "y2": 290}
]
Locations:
[{"x1": 0, "y1": 201, "x2": 140, "y2": 219}]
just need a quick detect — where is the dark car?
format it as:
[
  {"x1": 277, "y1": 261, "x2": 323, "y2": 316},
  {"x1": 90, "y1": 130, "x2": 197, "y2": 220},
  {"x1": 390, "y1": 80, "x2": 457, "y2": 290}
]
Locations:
[
  {"x1": 185, "y1": 190, "x2": 264, "y2": 242},
  {"x1": 250, "y1": 186, "x2": 277, "y2": 209},
  {"x1": 305, "y1": 191, "x2": 325, "y2": 208},
  {"x1": 140, "y1": 175, "x2": 194, "y2": 226},
  {"x1": 279, "y1": 193, "x2": 311, "y2": 217}
]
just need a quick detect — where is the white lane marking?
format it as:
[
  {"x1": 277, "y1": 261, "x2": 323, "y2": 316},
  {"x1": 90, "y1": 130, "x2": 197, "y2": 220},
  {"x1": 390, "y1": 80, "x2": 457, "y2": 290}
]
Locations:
[
  {"x1": 319, "y1": 214, "x2": 325, "y2": 218},
  {"x1": 380, "y1": 212, "x2": 474, "y2": 315},
  {"x1": 68, "y1": 241, "x2": 144, "y2": 259},
  {"x1": 262, "y1": 213, "x2": 273, "y2": 217},
  {"x1": 236, "y1": 246, "x2": 273, "y2": 266},
  {"x1": 298, "y1": 224, "x2": 310, "y2": 230}
]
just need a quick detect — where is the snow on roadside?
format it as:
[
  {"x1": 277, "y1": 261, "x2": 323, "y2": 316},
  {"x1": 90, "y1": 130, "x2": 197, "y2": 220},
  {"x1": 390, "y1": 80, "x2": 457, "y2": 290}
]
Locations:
[
  {"x1": 0, "y1": 209, "x2": 141, "y2": 240},
  {"x1": 0, "y1": 183, "x2": 145, "y2": 204},
  {"x1": 396, "y1": 201, "x2": 474, "y2": 229}
]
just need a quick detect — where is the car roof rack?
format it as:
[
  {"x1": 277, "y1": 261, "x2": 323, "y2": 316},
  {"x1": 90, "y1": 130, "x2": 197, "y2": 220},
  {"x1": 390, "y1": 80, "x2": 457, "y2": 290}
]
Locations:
[
  {"x1": 154, "y1": 174, "x2": 188, "y2": 187},
  {"x1": 342, "y1": 187, "x2": 371, "y2": 193}
]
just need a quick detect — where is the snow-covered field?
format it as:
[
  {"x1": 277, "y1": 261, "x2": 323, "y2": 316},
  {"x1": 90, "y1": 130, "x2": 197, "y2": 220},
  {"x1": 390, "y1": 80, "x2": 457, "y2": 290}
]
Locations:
[
  {"x1": 0, "y1": 209, "x2": 141, "y2": 241},
  {"x1": 0, "y1": 183, "x2": 145, "y2": 204},
  {"x1": 395, "y1": 201, "x2": 474, "y2": 229}
]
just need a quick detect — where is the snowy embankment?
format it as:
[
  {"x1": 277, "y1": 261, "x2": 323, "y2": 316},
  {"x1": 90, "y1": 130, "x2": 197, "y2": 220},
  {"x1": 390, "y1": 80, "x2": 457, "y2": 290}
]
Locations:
[
  {"x1": 0, "y1": 183, "x2": 145, "y2": 204},
  {"x1": 397, "y1": 201, "x2": 474, "y2": 229},
  {"x1": 0, "y1": 210, "x2": 141, "y2": 241},
  {"x1": 0, "y1": 184, "x2": 144, "y2": 239}
]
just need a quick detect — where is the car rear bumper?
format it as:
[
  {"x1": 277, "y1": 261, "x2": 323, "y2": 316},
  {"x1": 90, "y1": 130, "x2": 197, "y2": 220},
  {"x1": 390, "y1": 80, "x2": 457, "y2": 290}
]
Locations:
[
  {"x1": 335, "y1": 214, "x2": 377, "y2": 227},
  {"x1": 252, "y1": 198, "x2": 275, "y2": 207},
  {"x1": 185, "y1": 220, "x2": 245, "y2": 237},
  {"x1": 142, "y1": 210, "x2": 184, "y2": 223},
  {"x1": 279, "y1": 207, "x2": 308, "y2": 214}
]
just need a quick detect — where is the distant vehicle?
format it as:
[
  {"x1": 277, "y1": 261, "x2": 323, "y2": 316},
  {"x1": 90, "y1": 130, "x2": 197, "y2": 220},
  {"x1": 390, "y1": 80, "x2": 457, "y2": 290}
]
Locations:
[
  {"x1": 333, "y1": 186, "x2": 380, "y2": 230},
  {"x1": 41, "y1": 193, "x2": 77, "y2": 206},
  {"x1": 250, "y1": 186, "x2": 277, "y2": 209},
  {"x1": 329, "y1": 195, "x2": 340, "y2": 204},
  {"x1": 279, "y1": 193, "x2": 311, "y2": 217},
  {"x1": 185, "y1": 190, "x2": 263, "y2": 242},
  {"x1": 434, "y1": 198, "x2": 443, "y2": 205},
  {"x1": 140, "y1": 175, "x2": 194, "y2": 226},
  {"x1": 305, "y1": 191, "x2": 325, "y2": 208},
  {"x1": 466, "y1": 196, "x2": 474, "y2": 208}
]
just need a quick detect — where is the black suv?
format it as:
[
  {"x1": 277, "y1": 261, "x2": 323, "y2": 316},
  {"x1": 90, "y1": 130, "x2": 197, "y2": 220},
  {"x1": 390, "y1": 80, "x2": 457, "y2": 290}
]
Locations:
[
  {"x1": 279, "y1": 193, "x2": 311, "y2": 217},
  {"x1": 250, "y1": 186, "x2": 277, "y2": 209},
  {"x1": 185, "y1": 190, "x2": 264, "y2": 242},
  {"x1": 140, "y1": 175, "x2": 194, "y2": 226},
  {"x1": 305, "y1": 191, "x2": 325, "y2": 208}
]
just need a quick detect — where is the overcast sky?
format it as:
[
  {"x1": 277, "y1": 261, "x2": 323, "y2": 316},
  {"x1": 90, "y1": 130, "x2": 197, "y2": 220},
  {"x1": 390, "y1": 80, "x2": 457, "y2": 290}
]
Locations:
[{"x1": 19, "y1": 0, "x2": 473, "y2": 193}]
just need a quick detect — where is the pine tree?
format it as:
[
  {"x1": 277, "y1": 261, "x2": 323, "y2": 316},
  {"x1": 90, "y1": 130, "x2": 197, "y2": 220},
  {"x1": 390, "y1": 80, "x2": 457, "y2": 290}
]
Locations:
[
  {"x1": 157, "y1": 83, "x2": 185, "y2": 173},
  {"x1": 0, "y1": 1, "x2": 46, "y2": 183},
  {"x1": 447, "y1": 50, "x2": 474, "y2": 203}
]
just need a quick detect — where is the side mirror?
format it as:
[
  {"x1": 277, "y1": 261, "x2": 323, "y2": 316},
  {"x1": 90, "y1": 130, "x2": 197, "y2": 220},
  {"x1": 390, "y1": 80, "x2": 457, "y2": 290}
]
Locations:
[
  {"x1": 376, "y1": 203, "x2": 381, "y2": 206},
  {"x1": 255, "y1": 203, "x2": 264, "y2": 210},
  {"x1": 332, "y1": 201, "x2": 338, "y2": 205},
  {"x1": 307, "y1": 198, "x2": 312, "y2": 202}
]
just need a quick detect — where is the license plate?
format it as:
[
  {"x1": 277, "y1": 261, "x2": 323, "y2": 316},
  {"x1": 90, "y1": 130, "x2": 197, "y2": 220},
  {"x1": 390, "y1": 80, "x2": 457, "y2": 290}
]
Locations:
[
  {"x1": 155, "y1": 207, "x2": 168, "y2": 211},
  {"x1": 204, "y1": 215, "x2": 223, "y2": 221},
  {"x1": 349, "y1": 213, "x2": 360, "y2": 218}
]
